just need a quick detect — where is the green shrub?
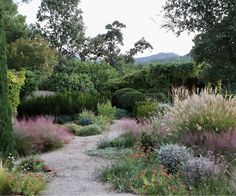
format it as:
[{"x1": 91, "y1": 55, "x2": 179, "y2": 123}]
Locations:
[
  {"x1": 9, "y1": 172, "x2": 46, "y2": 195},
  {"x1": 115, "y1": 108, "x2": 129, "y2": 119},
  {"x1": 140, "y1": 132, "x2": 158, "y2": 151},
  {"x1": 17, "y1": 92, "x2": 105, "y2": 117},
  {"x1": 157, "y1": 144, "x2": 193, "y2": 174},
  {"x1": 7, "y1": 70, "x2": 25, "y2": 115},
  {"x1": 118, "y1": 91, "x2": 145, "y2": 112},
  {"x1": 134, "y1": 100, "x2": 157, "y2": 119},
  {"x1": 98, "y1": 133, "x2": 138, "y2": 149},
  {"x1": 75, "y1": 110, "x2": 95, "y2": 126},
  {"x1": 166, "y1": 89, "x2": 236, "y2": 136},
  {"x1": 20, "y1": 70, "x2": 39, "y2": 100},
  {"x1": 65, "y1": 123, "x2": 82, "y2": 134},
  {"x1": 112, "y1": 88, "x2": 137, "y2": 106},
  {"x1": 16, "y1": 156, "x2": 45, "y2": 173},
  {"x1": 55, "y1": 114, "x2": 80, "y2": 124},
  {"x1": 76, "y1": 124, "x2": 102, "y2": 136},
  {"x1": 41, "y1": 73, "x2": 96, "y2": 93},
  {"x1": 97, "y1": 101, "x2": 116, "y2": 120}
]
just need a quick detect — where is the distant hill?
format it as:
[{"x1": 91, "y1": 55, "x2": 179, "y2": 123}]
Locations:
[{"x1": 134, "y1": 52, "x2": 192, "y2": 64}]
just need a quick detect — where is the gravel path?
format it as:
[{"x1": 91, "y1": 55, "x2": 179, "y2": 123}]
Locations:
[{"x1": 40, "y1": 121, "x2": 133, "y2": 196}]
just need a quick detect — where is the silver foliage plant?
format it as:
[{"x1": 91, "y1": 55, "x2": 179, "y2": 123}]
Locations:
[
  {"x1": 157, "y1": 144, "x2": 193, "y2": 174},
  {"x1": 181, "y1": 156, "x2": 219, "y2": 186}
]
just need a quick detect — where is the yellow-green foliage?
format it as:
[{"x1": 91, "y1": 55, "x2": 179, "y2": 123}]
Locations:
[
  {"x1": 7, "y1": 70, "x2": 25, "y2": 115},
  {"x1": 97, "y1": 101, "x2": 116, "y2": 120},
  {"x1": 166, "y1": 89, "x2": 236, "y2": 134},
  {"x1": 0, "y1": 161, "x2": 10, "y2": 195}
]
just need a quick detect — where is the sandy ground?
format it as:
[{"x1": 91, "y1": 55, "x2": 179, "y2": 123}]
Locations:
[{"x1": 40, "y1": 121, "x2": 133, "y2": 196}]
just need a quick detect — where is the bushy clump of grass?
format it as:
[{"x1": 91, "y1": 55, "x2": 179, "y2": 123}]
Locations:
[
  {"x1": 87, "y1": 147, "x2": 133, "y2": 159},
  {"x1": 181, "y1": 129, "x2": 236, "y2": 158},
  {"x1": 65, "y1": 123, "x2": 82, "y2": 134},
  {"x1": 166, "y1": 89, "x2": 236, "y2": 135},
  {"x1": 76, "y1": 124, "x2": 102, "y2": 136},
  {"x1": 0, "y1": 161, "x2": 10, "y2": 195},
  {"x1": 14, "y1": 116, "x2": 74, "y2": 153},
  {"x1": 98, "y1": 133, "x2": 138, "y2": 149},
  {"x1": 97, "y1": 101, "x2": 116, "y2": 121}
]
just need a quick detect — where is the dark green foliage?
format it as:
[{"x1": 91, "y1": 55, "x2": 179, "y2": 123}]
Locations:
[
  {"x1": 76, "y1": 124, "x2": 102, "y2": 136},
  {"x1": 118, "y1": 91, "x2": 145, "y2": 112},
  {"x1": 98, "y1": 133, "x2": 137, "y2": 149},
  {"x1": 1, "y1": 0, "x2": 27, "y2": 44},
  {"x1": 17, "y1": 92, "x2": 105, "y2": 117},
  {"x1": 163, "y1": 0, "x2": 236, "y2": 86},
  {"x1": 55, "y1": 114, "x2": 80, "y2": 124},
  {"x1": 114, "y1": 108, "x2": 129, "y2": 119},
  {"x1": 77, "y1": 116, "x2": 93, "y2": 126},
  {"x1": 40, "y1": 73, "x2": 95, "y2": 93},
  {"x1": 140, "y1": 132, "x2": 158, "y2": 151},
  {"x1": 0, "y1": 12, "x2": 15, "y2": 157},
  {"x1": 20, "y1": 70, "x2": 39, "y2": 100},
  {"x1": 145, "y1": 92, "x2": 170, "y2": 103},
  {"x1": 112, "y1": 88, "x2": 137, "y2": 106},
  {"x1": 134, "y1": 100, "x2": 157, "y2": 119}
]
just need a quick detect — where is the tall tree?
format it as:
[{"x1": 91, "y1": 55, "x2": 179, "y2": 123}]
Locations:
[
  {"x1": 2, "y1": 0, "x2": 27, "y2": 44},
  {"x1": 0, "y1": 6, "x2": 15, "y2": 157},
  {"x1": 163, "y1": 0, "x2": 236, "y2": 84},
  {"x1": 36, "y1": 0, "x2": 85, "y2": 57},
  {"x1": 81, "y1": 21, "x2": 153, "y2": 66}
]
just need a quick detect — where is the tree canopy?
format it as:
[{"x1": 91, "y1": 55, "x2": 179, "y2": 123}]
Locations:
[
  {"x1": 36, "y1": 0, "x2": 85, "y2": 57},
  {"x1": 163, "y1": 0, "x2": 236, "y2": 84}
]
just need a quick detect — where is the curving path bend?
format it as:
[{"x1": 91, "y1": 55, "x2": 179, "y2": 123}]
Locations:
[{"x1": 40, "y1": 121, "x2": 133, "y2": 196}]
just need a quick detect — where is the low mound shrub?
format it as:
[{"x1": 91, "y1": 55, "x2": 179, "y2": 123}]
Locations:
[
  {"x1": 14, "y1": 116, "x2": 73, "y2": 153},
  {"x1": 181, "y1": 157, "x2": 219, "y2": 186},
  {"x1": 118, "y1": 91, "x2": 145, "y2": 112},
  {"x1": 157, "y1": 144, "x2": 193, "y2": 174},
  {"x1": 65, "y1": 123, "x2": 82, "y2": 134},
  {"x1": 76, "y1": 124, "x2": 102, "y2": 136},
  {"x1": 112, "y1": 88, "x2": 137, "y2": 106}
]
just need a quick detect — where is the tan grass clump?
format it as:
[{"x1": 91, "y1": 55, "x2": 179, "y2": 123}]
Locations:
[{"x1": 166, "y1": 89, "x2": 236, "y2": 134}]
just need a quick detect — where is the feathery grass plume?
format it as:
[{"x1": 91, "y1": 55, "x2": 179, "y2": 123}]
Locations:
[{"x1": 166, "y1": 88, "x2": 236, "y2": 135}]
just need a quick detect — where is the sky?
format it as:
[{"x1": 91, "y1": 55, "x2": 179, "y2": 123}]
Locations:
[{"x1": 17, "y1": 0, "x2": 195, "y2": 57}]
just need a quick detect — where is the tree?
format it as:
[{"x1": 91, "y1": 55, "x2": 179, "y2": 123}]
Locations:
[
  {"x1": 81, "y1": 21, "x2": 153, "y2": 66},
  {"x1": 0, "y1": 7, "x2": 15, "y2": 157},
  {"x1": 2, "y1": 0, "x2": 27, "y2": 44},
  {"x1": 163, "y1": 0, "x2": 236, "y2": 84},
  {"x1": 36, "y1": 0, "x2": 85, "y2": 57},
  {"x1": 7, "y1": 37, "x2": 58, "y2": 73}
]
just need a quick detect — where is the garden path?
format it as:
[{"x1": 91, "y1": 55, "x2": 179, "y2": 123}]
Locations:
[{"x1": 40, "y1": 120, "x2": 133, "y2": 196}]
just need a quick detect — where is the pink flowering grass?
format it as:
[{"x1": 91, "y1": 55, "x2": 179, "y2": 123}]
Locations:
[
  {"x1": 14, "y1": 116, "x2": 74, "y2": 152},
  {"x1": 117, "y1": 118, "x2": 152, "y2": 134},
  {"x1": 181, "y1": 129, "x2": 236, "y2": 157}
]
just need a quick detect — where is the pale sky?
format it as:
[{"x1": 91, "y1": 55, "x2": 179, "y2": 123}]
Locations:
[{"x1": 17, "y1": 0, "x2": 195, "y2": 57}]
